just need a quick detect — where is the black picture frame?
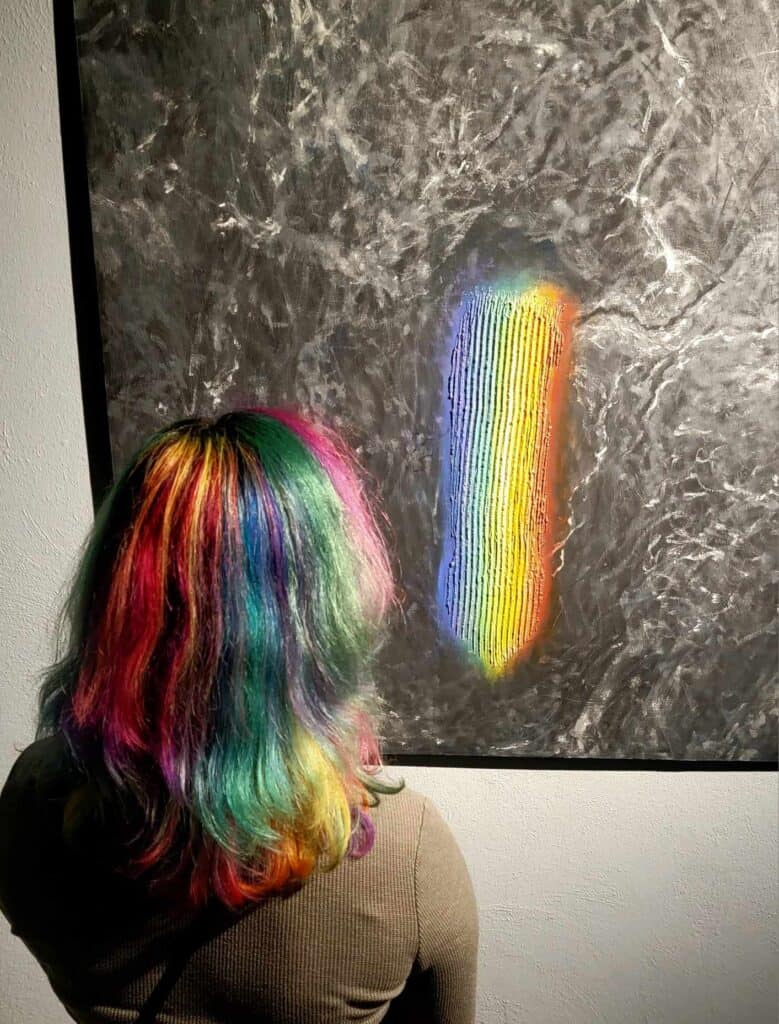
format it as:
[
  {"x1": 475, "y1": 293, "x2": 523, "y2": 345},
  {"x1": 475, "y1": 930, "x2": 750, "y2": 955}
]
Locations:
[{"x1": 51, "y1": 0, "x2": 776, "y2": 772}]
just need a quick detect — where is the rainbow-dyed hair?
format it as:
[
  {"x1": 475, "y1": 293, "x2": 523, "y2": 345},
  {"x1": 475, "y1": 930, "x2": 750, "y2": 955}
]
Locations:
[{"x1": 37, "y1": 408, "x2": 400, "y2": 909}]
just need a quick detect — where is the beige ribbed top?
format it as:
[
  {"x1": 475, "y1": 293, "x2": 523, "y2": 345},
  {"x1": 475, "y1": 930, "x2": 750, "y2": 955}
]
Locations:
[{"x1": 0, "y1": 735, "x2": 479, "y2": 1023}]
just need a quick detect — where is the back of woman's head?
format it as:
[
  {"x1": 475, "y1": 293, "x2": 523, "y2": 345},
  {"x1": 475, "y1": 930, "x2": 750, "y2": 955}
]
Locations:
[{"x1": 37, "y1": 408, "x2": 398, "y2": 909}]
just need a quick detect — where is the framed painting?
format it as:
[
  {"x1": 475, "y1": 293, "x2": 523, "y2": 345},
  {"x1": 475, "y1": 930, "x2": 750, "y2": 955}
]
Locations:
[{"x1": 54, "y1": 0, "x2": 777, "y2": 764}]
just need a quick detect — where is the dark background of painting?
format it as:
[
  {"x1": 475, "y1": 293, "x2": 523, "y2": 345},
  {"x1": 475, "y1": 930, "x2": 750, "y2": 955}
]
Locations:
[{"x1": 66, "y1": 0, "x2": 777, "y2": 759}]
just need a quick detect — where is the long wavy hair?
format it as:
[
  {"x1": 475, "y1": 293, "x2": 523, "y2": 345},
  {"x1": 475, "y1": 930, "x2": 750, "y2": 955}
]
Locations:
[{"x1": 37, "y1": 408, "x2": 400, "y2": 910}]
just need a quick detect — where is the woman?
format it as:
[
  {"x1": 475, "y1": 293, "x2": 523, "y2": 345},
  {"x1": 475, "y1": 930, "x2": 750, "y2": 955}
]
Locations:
[{"x1": 0, "y1": 408, "x2": 478, "y2": 1023}]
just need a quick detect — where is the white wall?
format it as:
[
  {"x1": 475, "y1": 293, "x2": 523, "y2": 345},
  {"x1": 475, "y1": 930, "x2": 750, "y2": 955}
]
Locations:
[
  {"x1": 0, "y1": 3, "x2": 93, "y2": 1021},
  {"x1": 0, "y1": 3, "x2": 776, "y2": 1022},
  {"x1": 400, "y1": 767, "x2": 777, "y2": 1023}
]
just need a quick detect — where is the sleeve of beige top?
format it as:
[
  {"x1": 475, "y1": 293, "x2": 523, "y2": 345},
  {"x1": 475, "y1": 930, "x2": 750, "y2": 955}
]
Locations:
[{"x1": 413, "y1": 796, "x2": 479, "y2": 1023}]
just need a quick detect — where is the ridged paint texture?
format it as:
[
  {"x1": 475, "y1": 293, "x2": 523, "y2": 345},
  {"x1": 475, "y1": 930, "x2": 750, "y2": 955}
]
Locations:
[
  {"x1": 37, "y1": 408, "x2": 399, "y2": 910},
  {"x1": 438, "y1": 281, "x2": 576, "y2": 677}
]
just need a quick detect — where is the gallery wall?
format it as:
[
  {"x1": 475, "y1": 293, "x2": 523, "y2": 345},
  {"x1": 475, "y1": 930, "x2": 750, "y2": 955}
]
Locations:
[{"x1": 0, "y1": 3, "x2": 776, "y2": 1022}]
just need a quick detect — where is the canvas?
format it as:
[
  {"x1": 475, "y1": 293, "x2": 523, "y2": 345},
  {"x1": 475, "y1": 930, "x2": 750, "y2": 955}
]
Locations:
[{"x1": 66, "y1": 0, "x2": 777, "y2": 760}]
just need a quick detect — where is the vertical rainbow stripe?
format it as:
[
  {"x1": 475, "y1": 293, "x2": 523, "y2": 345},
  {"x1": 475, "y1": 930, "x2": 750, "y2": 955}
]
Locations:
[{"x1": 437, "y1": 281, "x2": 576, "y2": 676}]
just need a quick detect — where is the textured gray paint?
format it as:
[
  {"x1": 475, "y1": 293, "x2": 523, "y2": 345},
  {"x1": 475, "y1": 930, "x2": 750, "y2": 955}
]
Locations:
[{"x1": 75, "y1": 0, "x2": 777, "y2": 758}]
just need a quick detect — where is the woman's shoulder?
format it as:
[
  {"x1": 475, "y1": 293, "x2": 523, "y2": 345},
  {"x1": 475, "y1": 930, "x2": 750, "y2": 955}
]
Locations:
[
  {"x1": 0, "y1": 734, "x2": 84, "y2": 918},
  {"x1": 1, "y1": 732, "x2": 83, "y2": 807},
  {"x1": 371, "y1": 783, "x2": 454, "y2": 825},
  {"x1": 368, "y1": 783, "x2": 459, "y2": 860},
  {"x1": 370, "y1": 782, "x2": 426, "y2": 828}
]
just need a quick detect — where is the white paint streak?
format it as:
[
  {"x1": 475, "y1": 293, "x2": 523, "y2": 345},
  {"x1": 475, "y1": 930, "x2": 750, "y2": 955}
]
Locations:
[{"x1": 648, "y1": 2, "x2": 693, "y2": 74}]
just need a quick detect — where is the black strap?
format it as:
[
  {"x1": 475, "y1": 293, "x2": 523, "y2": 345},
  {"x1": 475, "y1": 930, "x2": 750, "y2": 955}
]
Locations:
[{"x1": 135, "y1": 904, "x2": 237, "y2": 1024}]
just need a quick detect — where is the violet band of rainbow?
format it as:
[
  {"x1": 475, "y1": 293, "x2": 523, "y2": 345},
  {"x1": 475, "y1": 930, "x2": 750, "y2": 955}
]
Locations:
[{"x1": 437, "y1": 281, "x2": 576, "y2": 676}]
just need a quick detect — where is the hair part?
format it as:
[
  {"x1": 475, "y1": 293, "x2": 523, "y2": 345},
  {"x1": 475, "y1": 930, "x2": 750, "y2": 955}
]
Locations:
[{"x1": 38, "y1": 408, "x2": 401, "y2": 909}]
